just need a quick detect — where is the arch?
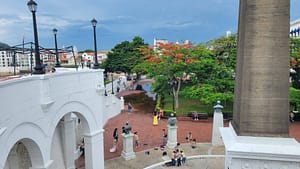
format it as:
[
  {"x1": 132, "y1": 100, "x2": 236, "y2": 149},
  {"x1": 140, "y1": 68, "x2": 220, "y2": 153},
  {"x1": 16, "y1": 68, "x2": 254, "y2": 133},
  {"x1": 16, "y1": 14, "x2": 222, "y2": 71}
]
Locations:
[
  {"x1": 1, "y1": 123, "x2": 48, "y2": 169},
  {"x1": 48, "y1": 101, "x2": 102, "y2": 169},
  {"x1": 50, "y1": 100, "x2": 101, "y2": 138}
]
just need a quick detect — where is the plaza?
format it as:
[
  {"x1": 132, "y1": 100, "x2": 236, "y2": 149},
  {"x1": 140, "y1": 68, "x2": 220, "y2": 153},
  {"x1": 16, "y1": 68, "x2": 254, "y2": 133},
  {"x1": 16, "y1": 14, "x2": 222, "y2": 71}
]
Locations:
[
  {"x1": 99, "y1": 93, "x2": 300, "y2": 169},
  {"x1": 77, "y1": 89, "x2": 300, "y2": 169},
  {"x1": 1, "y1": 0, "x2": 300, "y2": 169}
]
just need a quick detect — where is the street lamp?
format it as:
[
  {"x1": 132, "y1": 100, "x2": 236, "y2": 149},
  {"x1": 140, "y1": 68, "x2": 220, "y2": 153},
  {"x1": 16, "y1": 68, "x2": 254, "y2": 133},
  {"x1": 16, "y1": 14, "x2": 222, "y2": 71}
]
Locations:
[
  {"x1": 168, "y1": 77, "x2": 177, "y2": 112},
  {"x1": 104, "y1": 71, "x2": 107, "y2": 96},
  {"x1": 91, "y1": 18, "x2": 99, "y2": 69},
  {"x1": 52, "y1": 28, "x2": 61, "y2": 67},
  {"x1": 111, "y1": 73, "x2": 114, "y2": 94},
  {"x1": 27, "y1": 0, "x2": 44, "y2": 74}
]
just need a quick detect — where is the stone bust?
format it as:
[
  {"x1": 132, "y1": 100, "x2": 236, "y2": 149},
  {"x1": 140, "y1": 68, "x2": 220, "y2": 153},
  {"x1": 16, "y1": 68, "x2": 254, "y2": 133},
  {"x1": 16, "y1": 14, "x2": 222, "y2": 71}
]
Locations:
[
  {"x1": 168, "y1": 113, "x2": 177, "y2": 126},
  {"x1": 124, "y1": 122, "x2": 132, "y2": 134}
]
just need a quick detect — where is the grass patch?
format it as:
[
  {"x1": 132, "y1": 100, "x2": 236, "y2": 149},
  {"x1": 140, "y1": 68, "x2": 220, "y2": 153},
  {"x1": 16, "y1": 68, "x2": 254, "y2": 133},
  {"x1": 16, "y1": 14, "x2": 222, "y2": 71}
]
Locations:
[{"x1": 163, "y1": 94, "x2": 233, "y2": 117}]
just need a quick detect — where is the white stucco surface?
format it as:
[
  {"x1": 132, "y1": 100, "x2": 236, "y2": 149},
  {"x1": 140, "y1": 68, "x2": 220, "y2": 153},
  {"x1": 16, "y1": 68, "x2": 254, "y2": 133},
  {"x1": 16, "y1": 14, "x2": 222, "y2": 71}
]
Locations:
[
  {"x1": 220, "y1": 124, "x2": 300, "y2": 169},
  {"x1": 0, "y1": 69, "x2": 123, "y2": 169}
]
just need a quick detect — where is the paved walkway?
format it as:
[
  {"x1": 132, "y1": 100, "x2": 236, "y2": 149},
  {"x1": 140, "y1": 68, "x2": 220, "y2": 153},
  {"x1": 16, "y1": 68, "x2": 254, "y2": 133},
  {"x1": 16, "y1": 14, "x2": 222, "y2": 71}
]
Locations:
[{"x1": 75, "y1": 89, "x2": 300, "y2": 169}]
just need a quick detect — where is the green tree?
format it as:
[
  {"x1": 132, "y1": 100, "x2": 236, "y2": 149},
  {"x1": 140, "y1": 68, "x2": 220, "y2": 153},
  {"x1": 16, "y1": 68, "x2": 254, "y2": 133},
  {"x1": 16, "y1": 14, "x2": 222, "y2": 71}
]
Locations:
[
  {"x1": 182, "y1": 35, "x2": 236, "y2": 104},
  {"x1": 290, "y1": 87, "x2": 300, "y2": 111},
  {"x1": 101, "y1": 36, "x2": 148, "y2": 76},
  {"x1": 290, "y1": 37, "x2": 300, "y2": 89}
]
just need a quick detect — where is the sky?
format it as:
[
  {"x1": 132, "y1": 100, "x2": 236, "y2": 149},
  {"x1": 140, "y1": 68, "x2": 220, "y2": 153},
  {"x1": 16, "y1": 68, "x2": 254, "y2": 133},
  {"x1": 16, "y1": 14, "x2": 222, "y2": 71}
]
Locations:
[{"x1": 0, "y1": 0, "x2": 300, "y2": 52}]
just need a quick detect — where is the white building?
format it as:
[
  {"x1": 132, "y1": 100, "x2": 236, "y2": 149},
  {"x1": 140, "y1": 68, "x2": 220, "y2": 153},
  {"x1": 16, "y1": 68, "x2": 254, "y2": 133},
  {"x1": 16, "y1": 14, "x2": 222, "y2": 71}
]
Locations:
[
  {"x1": 79, "y1": 51, "x2": 108, "y2": 68},
  {"x1": 290, "y1": 19, "x2": 300, "y2": 37}
]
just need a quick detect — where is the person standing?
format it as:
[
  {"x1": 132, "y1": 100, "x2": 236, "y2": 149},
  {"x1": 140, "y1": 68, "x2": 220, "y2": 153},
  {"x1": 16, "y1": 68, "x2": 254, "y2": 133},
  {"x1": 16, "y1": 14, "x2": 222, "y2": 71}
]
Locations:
[
  {"x1": 176, "y1": 149, "x2": 182, "y2": 167},
  {"x1": 290, "y1": 111, "x2": 295, "y2": 122},
  {"x1": 79, "y1": 138, "x2": 85, "y2": 156},
  {"x1": 180, "y1": 150, "x2": 186, "y2": 165},
  {"x1": 128, "y1": 103, "x2": 132, "y2": 112},
  {"x1": 110, "y1": 128, "x2": 118, "y2": 152},
  {"x1": 162, "y1": 129, "x2": 167, "y2": 146},
  {"x1": 134, "y1": 131, "x2": 140, "y2": 148},
  {"x1": 113, "y1": 128, "x2": 119, "y2": 143},
  {"x1": 159, "y1": 108, "x2": 164, "y2": 120},
  {"x1": 153, "y1": 111, "x2": 158, "y2": 125}
]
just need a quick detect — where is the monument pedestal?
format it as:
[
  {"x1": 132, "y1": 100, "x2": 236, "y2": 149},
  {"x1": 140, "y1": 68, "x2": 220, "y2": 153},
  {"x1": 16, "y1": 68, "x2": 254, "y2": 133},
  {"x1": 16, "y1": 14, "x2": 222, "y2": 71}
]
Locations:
[
  {"x1": 167, "y1": 125, "x2": 177, "y2": 149},
  {"x1": 220, "y1": 123, "x2": 300, "y2": 169},
  {"x1": 212, "y1": 101, "x2": 224, "y2": 146},
  {"x1": 121, "y1": 133, "x2": 136, "y2": 160},
  {"x1": 212, "y1": 111, "x2": 223, "y2": 146}
]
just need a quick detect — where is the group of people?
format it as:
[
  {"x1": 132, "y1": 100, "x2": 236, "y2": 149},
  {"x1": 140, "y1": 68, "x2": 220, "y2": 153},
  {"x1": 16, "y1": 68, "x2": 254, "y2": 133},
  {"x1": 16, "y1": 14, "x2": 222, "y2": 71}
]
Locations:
[
  {"x1": 110, "y1": 123, "x2": 140, "y2": 153},
  {"x1": 165, "y1": 143, "x2": 187, "y2": 167}
]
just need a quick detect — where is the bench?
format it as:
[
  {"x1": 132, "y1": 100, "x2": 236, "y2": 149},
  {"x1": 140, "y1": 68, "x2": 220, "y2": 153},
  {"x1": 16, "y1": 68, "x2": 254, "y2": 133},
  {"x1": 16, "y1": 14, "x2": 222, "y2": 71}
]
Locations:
[{"x1": 187, "y1": 112, "x2": 209, "y2": 121}]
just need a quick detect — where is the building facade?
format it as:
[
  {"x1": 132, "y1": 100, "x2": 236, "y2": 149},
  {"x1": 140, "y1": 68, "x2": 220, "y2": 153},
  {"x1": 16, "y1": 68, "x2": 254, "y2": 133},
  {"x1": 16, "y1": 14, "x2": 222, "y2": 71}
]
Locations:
[{"x1": 290, "y1": 19, "x2": 300, "y2": 37}]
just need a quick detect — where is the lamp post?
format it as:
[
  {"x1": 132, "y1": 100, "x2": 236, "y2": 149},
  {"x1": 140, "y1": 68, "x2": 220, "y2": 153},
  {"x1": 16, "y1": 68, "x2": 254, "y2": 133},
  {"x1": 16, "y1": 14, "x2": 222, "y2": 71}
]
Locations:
[
  {"x1": 168, "y1": 77, "x2": 177, "y2": 112},
  {"x1": 30, "y1": 42, "x2": 33, "y2": 74},
  {"x1": 52, "y1": 28, "x2": 61, "y2": 67},
  {"x1": 91, "y1": 18, "x2": 99, "y2": 69},
  {"x1": 111, "y1": 73, "x2": 114, "y2": 94},
  {"x1": 27, "y1": 0, "x2": 44, "y2": 74},
  {"x1": 103, "y1": 71, "x2": 107, "y2": 96}
]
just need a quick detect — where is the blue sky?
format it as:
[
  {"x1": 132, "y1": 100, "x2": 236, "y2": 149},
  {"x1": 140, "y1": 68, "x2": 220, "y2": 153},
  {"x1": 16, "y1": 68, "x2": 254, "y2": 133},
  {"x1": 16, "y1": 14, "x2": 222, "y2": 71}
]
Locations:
[{"x1": 0, "y1": 0, "x2": 300, "y2": 51}]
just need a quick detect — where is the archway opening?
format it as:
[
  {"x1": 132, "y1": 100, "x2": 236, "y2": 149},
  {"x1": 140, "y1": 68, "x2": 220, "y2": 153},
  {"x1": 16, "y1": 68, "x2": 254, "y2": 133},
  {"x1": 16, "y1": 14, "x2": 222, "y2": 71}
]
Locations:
[{"x1": 49, "y1": 112, "x2": 90, "y2": 169}]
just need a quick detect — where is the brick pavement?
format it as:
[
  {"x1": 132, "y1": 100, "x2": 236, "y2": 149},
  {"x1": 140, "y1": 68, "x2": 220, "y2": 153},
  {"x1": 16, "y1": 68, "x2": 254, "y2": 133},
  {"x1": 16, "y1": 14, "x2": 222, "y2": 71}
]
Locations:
[
  {"x1": 103, "y1": 107, "x2": 228, "y2": 160},
  {"x1": 75, "y1": 89, "x2": 300, "y2": 168}
]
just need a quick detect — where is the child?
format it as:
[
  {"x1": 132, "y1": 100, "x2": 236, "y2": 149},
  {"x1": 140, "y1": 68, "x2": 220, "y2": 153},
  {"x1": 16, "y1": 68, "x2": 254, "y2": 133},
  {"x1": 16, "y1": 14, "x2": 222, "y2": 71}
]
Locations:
[{"x1": 186, "y1": 132, "x2": 193, "y2": 142}]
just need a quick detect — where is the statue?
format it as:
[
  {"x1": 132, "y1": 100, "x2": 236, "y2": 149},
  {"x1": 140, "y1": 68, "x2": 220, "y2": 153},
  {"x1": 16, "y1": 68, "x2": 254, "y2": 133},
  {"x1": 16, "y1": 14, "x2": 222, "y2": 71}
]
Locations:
[
  {"x1": 168, "y1": 113, "x2": 177, "y2": 126},
  {"x1": 123, "y1": 121, "x2": 132, "y2": 134},
  {"x1": 213, "y1": 100, "x2": 223, "y2": 113}
]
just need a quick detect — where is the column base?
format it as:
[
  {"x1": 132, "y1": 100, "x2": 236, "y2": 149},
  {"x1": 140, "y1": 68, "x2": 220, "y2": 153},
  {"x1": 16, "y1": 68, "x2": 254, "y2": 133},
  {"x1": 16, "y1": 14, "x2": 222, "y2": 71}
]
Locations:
[
  {"x1": 212, "y1": 111, "x2": 223, "y2": 146},
  {"x1": 167, "y1": 125, "x2": 177, "y2": 149},
  {"x1": 29, "y1": 160, "x2": 52, "y2": 169},
  {"x1": 220, "y1": 123, "x2": 300, "y2": 169},
  {"x1": 121, "y1": 151, "x2": 136, "y2": 161},
  {"x1": 121, "y1": 133, "x2": 136, "y2": 160}
]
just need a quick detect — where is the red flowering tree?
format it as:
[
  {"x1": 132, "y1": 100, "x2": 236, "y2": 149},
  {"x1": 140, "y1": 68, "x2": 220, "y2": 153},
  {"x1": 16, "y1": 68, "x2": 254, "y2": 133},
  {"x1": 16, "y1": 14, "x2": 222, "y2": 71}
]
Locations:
[{"x1": 136, "y1": 42, "x2": 211, "y2": 110}]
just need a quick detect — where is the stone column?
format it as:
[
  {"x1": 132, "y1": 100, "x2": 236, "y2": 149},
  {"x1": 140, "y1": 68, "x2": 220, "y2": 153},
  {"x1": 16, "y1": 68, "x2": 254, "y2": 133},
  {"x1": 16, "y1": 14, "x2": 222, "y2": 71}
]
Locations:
[
  {"x1": 63, "y1": 113, "x2": 76, "y2": 169},
  {"x1": 212, "y1": 101, "x2": 223, "y2": 146},
  {"x1": 232, "y1": 0, "x2": 290, "y2": 137},
  {"x1": 84, "y1": 130, "x2": 104, "y2": 169},
  {"x1": 220, "y1": 1, "x2": 300, "y2": 169},
  {"x1": 121, "y1": 133, "x2": 136, "y2": 160},
  {"x1": 167, "y1": 114, "x2": 177, "y2": 149}
]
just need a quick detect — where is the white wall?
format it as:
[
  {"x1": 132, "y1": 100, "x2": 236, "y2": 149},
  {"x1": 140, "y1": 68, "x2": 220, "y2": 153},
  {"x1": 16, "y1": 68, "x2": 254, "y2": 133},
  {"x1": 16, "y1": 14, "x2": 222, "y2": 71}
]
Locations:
[{"x1": 0, "y1": 69, "x2": 123, "y2": 169}]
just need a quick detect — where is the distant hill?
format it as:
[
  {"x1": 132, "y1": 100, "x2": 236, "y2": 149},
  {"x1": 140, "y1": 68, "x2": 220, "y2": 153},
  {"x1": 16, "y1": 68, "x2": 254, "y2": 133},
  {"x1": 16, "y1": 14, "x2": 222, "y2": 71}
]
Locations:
[{"x1": 0, "y1": 42, "x2": 10, "y2": 49}]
